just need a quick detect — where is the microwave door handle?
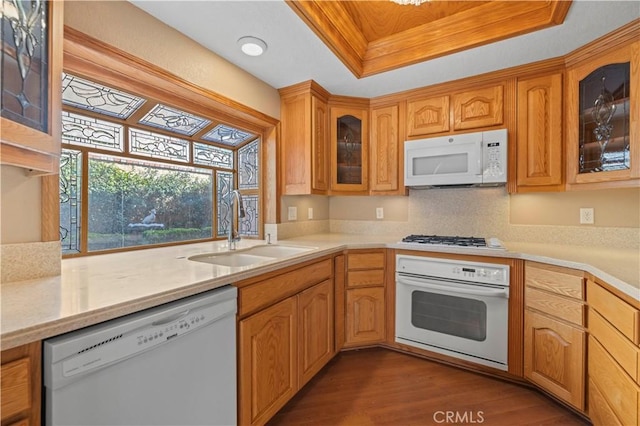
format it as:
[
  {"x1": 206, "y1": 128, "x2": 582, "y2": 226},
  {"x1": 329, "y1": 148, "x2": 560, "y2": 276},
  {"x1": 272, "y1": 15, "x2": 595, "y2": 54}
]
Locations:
[
  {"x1": 397, "y1": 276, "x2": 509, "y2": 298},
  {"x1": 476, "y1": 144, "x2": 483, "y2": 176}
]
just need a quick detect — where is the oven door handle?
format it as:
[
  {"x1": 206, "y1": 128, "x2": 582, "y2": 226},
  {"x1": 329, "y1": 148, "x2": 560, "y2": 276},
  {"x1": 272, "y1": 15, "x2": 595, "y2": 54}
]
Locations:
[{"x1": 397, "y1": 276, "x2": 509, "y2": 298}]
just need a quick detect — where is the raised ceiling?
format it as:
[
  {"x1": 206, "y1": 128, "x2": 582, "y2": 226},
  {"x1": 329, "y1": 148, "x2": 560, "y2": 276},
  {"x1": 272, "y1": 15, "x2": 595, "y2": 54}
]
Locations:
[{"x1": 287, "y1": 0, "x2": 573, "y2": 78}]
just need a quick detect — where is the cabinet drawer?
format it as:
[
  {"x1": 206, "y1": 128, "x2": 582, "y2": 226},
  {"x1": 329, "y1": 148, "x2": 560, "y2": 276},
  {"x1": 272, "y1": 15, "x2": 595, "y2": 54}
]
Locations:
[
  {"x1": 1, "y1": 357, "x2": 32, "y2": 420},
  {"x1": 525, "y1": 263, "x2": 584, "y2": 300},
  {"x1": 590, "y1": 309, "x2": 640, "y2": 384},
  {"x1": 347, "y1": 269, "x2": 385, "y2": 288},
  {"x1": 589, "y1": 336, "x2": 639, "y2": 426},
  {"x1": 588, "y1": 378, "x2": 623, "y2": 426},
  {"x1": 587, "y1": 280, "x2": 640, "y2": 344},
  {"x1": 525, "y1": 287, "x2": 585, "y2": 326},
  {"x1": 239, "y1": 259, "x2": 332, "y2": 316},
  {"x1": 347, "y1": 252, "x2": 385, "y2": 270}
]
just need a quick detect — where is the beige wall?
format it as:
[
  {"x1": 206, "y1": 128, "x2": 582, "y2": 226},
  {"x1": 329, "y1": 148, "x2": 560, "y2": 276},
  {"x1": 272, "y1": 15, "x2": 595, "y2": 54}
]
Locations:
[
  {"x1": 285, "y1": 188, "x2": 638, "y2": 228},
  {"x1": 1, "y1": 166, "x2": 42, "y2": 244},
  {"x1": 64, "y1": 1, "x2": 281, "y2": 119},
  {"x1": 510, "y1": 188, "x2": 639, "y2": 228}
]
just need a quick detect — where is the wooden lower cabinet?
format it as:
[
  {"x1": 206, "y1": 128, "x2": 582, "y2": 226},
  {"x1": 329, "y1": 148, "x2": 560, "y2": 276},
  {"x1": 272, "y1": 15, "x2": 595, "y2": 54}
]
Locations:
[
  {"x1": 239, "y1": 279, "x2": 334, "y2": 425},
  {"x1": 239, "y1": 297, "x2": 297, "y2": 426},
  {"x1": 524, "y1": 310, "x2": 585, "y2": 410},
  {"x1": 345, "y1": 287, "x2": 385, "y2": 346},
  {"x1": 1, "y1": 341, "x2": 41, "y2": 426},
  {"x1": 298, "y1": 280, "x2": 334, "y2": 387},
  {"x1": 587, "y1": 279, "x2": 640, "y2": 426},
  {"x1": 588, "y1": 336, "x2": 639, "y2": 426}
]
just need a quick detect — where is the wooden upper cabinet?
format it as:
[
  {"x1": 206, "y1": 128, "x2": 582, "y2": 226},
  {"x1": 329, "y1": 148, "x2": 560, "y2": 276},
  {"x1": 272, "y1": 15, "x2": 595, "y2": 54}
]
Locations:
[
  {"x1": 565, "y1": 36, "x2": 639, "y2": 189},
  {"x1": 452, "y1": 84, "x2": 504, "y2": 131},
  {"x1": 330, "y1": 103, "x2": 369, "y2": 193},
  {"x1": 279, "y1": 81, "x2": 330, "y2": 195},
  {"x1": 406, "y1": 95, "x2": 450, "y2": 137},
  {"x1": 516, "y1": 72, "x2": 564, "y2": 191},
  {"x1": 370, "y1": 104, "x2": 401, "y2": 193},
  {"x1": 0, "y1": 0, "x2": 64, "y2": 174},
  {"x1": 311, "y1": 96, "x2": 330, "y2": 192}
]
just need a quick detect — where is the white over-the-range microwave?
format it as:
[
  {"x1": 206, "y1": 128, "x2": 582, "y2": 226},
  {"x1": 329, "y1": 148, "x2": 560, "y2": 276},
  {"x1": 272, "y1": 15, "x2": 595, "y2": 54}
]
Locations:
[{"x1": 404, "y1": 128, "x2": 508, "y2": 188}]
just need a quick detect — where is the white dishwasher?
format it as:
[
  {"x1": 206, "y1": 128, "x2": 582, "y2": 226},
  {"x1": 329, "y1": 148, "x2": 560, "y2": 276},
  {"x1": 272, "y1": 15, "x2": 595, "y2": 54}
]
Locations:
[{"x1": 44, "y1": 285, "x2": 237, "y2": 426}]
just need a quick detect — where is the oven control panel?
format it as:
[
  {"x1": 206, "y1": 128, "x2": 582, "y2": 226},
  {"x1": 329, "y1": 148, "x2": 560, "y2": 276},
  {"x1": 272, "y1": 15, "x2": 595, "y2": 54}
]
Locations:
[{"x1": 397, "y1": 255, "x2": 509, "y2": 286}]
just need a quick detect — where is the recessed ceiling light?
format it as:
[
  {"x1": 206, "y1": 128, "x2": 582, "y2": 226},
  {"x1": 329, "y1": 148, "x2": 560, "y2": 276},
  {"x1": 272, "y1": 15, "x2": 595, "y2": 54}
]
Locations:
[{"x1": 238, "y1": 36, "x2": 267, "y2": 57}]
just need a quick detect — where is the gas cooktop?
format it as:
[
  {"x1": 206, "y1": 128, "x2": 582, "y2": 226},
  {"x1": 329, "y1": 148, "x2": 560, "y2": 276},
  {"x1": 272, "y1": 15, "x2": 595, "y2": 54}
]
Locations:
[{"x1": 399, "y1": 235, "x2": 505, "y2": 250}]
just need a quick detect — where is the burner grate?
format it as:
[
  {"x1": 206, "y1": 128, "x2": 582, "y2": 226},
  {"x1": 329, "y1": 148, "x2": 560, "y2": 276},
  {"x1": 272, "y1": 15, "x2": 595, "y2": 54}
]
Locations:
[{"x1": 401, "y1": 235, "x2": 487, "y2": 247}]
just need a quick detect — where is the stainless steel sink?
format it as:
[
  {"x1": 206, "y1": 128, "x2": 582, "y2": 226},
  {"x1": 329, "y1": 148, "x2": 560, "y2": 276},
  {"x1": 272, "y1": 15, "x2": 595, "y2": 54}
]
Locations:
[{"x1": 188, "y1": 244, "x2": 316, "y2": 268}]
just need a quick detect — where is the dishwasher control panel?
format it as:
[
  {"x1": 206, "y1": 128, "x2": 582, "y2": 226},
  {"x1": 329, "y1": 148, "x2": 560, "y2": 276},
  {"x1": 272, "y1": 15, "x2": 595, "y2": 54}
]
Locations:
[{"x1": 60, "y1": 298, "x2": 236, "y2": 378}]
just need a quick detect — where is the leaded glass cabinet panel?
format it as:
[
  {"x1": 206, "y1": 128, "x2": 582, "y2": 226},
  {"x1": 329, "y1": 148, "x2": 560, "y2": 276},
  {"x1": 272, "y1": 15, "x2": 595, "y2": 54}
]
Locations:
[
  {"x1": 0, "y1": 0, "x2": 63, "y2": 174},
  {"x1": 566, "y1": 41, "x2": 639, "y2": 188},
  {"x1": 578, "y1": 63, "x2": 630, "y2": 173},
  {"x1": 1, "y1": 0, "x2": 49, "y2": 132},
  {"x1": 330, "y1": 106, "x2": 368, "y2": 193}
]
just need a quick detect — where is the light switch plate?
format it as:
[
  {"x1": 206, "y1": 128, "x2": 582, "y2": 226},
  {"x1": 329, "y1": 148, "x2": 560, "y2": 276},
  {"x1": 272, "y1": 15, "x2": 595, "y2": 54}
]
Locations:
[
  {"x1": 308, "y1": 207, "x2": 313, "y2": 220},
  {"x1": 288, "y1": 206, "x2": 297, "y2": 221},
  {"x1": 376, "y1": 207, "x2": 384, "y2": 219}
]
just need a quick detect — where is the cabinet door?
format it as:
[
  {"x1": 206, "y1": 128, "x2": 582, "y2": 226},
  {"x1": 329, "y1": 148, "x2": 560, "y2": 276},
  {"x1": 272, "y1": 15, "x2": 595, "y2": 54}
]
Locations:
[
  {"x1": 524, "y1": 310, "x2": 585, "y2": 410},
  {"x1": 516, "y1": 73, "x2": 564, "y2": 189},
  {"x1": 1, "y1": 342, "x2": 40, "y2": 426},
  {"x1": 370, "y1": 104, "x2": 400, "y2": 192},
  {"x1": 566, "y1": 41, "x2": 639, "y2": 188},
  {"x1": 452, "y1": 85, "x2": 504, "y2": 131},
  {"x1": 280, "y1": 92, "x2": 312, "y2": 195},
  {"x1": 0, "y1": 0, "x2": 63, "y2": 174},
  {"x1": 298, "y1": 279, "x2": 334, "y2": 387},
  {"x1": 311, "y1": 96, "x2": 330, "y2": 192},
  {"x1": 239, "y1": 297, "x2": 297, "y2": 426},
  {"x1": 407, "y1": 96, "x2": 450, "y2": 137},
  {"x1": 330, "y1": 107, "x2": 369, "y2": 193},
  {"x1": 345, "y1": 287, "x2": 385, "y2": 346}
]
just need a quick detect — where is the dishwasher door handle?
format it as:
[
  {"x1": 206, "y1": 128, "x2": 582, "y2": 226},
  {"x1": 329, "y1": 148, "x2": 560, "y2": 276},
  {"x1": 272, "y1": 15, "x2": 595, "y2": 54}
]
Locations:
[{"x1": 152, "y1": 310, "x2": 190, "y2": 326}]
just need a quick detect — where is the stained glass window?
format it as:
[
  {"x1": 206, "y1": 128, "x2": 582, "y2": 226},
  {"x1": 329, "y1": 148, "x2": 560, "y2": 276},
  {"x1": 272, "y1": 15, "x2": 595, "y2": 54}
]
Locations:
[
  {"x1": 194, "y1": 142, "x2": 234, "y2": 169},
  {"x1": 1, "y1": 0, "x2": 49, "y2": 132},
  {"x1": 61, "y1": 73, "x2": 146, "y2": 119},
  {"x1": 239, "y1": 194, "x2": 259, "y2": 237},
  {"x1": 138, "y1": 104, "x2": 211, "y2": 136},
  {"x1": 61, "y1": 111, "x2": 124, "y2": 152},
  {"x1": 202, "y1": 124, "x2": 254, "y2": 146},
  {"x1": 129, "y1": 128, "x2": 190, "y2": 162},
  {"x1": 216, "y1": 171, "x2": 233, "y2": 237},
  {"x1": 60, "y1": 149, "x2": 82, "y2": 254},
  {"x1": 239, "y1": 139, "x2": 259, "y2": 189}
]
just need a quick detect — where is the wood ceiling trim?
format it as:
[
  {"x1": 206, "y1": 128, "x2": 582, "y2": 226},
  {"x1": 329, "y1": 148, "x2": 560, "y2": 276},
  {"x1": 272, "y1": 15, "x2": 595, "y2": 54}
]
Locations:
[
  {"x1": 285, "y1": 0, "x2": 368, "y2": 77},
  {"x1": 287, "y1": 0, "x2": 572, "y2": 79}
]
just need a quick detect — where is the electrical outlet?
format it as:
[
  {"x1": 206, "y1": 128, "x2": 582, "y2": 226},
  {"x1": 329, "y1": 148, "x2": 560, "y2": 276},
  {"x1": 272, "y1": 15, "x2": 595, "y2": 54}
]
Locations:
[
  {"x1": 288, "y1": 206, "x2": 297, "y2": 221},
  {"x1": 580, "y1": 208, "x2": 594, "y2": 224},
  {"x1": 308, "y1": 207, "x2": 313, "y2": 220},
  {"x1": 376, "y1": 207, "x2": 384, "y2": 220}
]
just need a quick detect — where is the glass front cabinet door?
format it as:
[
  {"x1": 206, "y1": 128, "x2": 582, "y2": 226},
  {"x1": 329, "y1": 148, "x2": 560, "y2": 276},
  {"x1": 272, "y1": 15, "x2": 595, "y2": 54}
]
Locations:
[
  {"x1": 0, "y1": 0, "x2": 63, "y2": 174},
  {"x1": 330, "y1": 107, "x2": 368, "y2": 193},
  {"x1": 566, "y1": 42, "x2": 639, "y2": 187}
]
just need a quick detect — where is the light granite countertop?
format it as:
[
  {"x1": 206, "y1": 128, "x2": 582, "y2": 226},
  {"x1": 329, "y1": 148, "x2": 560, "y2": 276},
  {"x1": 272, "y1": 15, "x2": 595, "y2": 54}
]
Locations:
[{"x1": 2, "y1": 234, "x2": 638, "y2": 350}]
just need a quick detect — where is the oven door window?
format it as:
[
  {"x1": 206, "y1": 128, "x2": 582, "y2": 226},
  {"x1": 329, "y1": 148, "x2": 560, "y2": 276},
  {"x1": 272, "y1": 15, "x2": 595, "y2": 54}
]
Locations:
[{"x1": 411, "y1": 291, "x2": 487, "y2": 341}]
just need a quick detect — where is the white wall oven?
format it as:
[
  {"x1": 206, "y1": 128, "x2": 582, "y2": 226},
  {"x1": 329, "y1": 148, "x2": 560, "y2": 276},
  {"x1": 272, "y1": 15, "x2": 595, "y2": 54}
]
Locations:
[{"x1": 396, "y1": 254, "x2": 510, "y2": 371}]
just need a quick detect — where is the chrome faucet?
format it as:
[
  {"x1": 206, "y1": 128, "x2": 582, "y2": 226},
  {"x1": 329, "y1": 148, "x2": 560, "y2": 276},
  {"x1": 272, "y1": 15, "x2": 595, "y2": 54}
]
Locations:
[{"x1": 228, "y1": 189, "x2": 245, "y2": 250}]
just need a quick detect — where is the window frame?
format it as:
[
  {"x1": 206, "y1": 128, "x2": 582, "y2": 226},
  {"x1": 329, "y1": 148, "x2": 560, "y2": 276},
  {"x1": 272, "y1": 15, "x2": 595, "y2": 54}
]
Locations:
[{"x1": 53, "y1": 29, "x2": 278, "y2": 257}]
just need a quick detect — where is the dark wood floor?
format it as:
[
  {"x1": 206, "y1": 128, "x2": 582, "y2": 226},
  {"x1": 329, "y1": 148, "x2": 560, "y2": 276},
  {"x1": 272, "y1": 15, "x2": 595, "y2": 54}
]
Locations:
[{"x1": 268, "y1": 348, "x2": 589, "y2": 426}]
